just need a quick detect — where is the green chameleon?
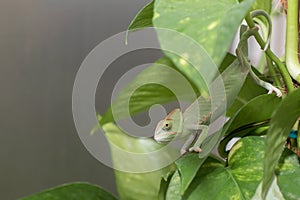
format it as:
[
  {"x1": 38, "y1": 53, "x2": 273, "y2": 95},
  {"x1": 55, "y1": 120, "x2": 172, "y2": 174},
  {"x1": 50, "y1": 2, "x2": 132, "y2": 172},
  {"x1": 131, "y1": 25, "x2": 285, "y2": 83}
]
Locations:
[{"x1": 154, "y1": 24, "x2": 282, "y2": 156}]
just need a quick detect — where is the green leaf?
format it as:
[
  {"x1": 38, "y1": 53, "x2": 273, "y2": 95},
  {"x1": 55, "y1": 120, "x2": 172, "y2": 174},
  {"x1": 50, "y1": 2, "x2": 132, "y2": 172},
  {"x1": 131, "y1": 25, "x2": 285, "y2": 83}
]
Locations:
[
  {"x1": 175, "y1": 154, "x2": 207, "y2": 195},
  {"x1": 20, "y1": 183, "x2": 117, "y2": 200},
  {"x1": 277, "y1": 149, "x2": 300, "y2": 199},
  {"x1": 226, "y1": 94, "x2": 280, "y2": 135},
  {"x1": 165, "y1": 171, "x2": 182, "y2": 200},
  {"x1": 252, "y1": 177, "x2": 285, "y2": 200},
  {"x1": 252, "y1": 149, "x2": 300, "y2": 199},
  {"x1": 101, "y1": 57, "x2": 199, "y2": 125},
  {"x1": 219, "y1": 53, "x2": 236, "y2": 73},
  {"x1": 127, "y1": 0, "x2": 154, "y2": 31},
  {"x1": 226, "y1": 75, "x2": 266, "y2": 117},
  {"x1": 101, "y1": 118, "x2": 176, "y2": 200},
  {"x1": 174, "y1": 137, "x2": 300, "y2": 199},
  {"x1": 262, "y1": 88, "x2": 300, "y2": 198},
  {"x1": 153, "y1": 0, "x2": 255, "y2": 67},
  {"x1": 158, "y1": 172, "x2": 173, "y2": 200},
  {"x1": 219, "y1": 94, "x2": 281, "y2": 157},
  {"x1": 114, "y1": 169, "x2": 169, "y2": 200},
  {"x1": 187, "y1": 137, "x2": 265, "y2": 200}
]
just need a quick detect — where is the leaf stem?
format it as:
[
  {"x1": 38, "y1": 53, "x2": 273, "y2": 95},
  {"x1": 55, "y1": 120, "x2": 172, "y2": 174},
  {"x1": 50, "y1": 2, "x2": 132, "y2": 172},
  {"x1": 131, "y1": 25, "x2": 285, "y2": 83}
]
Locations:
[
  {"x1": 245, "y1": 14, "x2": 294, "y2": 93},
  {"x1": 266, "y1": 56, "x2": 282, "y2": 89},
  {"x1": 286, "y1": 0, "x2": 300, "y2": 83}
]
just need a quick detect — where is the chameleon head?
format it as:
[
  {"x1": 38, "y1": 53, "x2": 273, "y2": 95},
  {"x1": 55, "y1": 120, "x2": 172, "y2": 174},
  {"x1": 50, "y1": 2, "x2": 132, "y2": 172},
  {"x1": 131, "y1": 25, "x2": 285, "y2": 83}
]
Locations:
[{"x1": 154, "y1": 108, "x2": 183, "y2": 143}]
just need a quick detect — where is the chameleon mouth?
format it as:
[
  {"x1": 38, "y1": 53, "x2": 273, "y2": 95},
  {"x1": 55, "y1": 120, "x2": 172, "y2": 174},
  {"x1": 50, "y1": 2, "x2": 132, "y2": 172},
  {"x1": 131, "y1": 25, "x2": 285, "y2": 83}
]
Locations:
[
  {"x1": 156, "y1": 140, "x2": 168, "y2": 144},
  {"x1": 154, "y1": 131, "x2": 176, "y2": 142}
]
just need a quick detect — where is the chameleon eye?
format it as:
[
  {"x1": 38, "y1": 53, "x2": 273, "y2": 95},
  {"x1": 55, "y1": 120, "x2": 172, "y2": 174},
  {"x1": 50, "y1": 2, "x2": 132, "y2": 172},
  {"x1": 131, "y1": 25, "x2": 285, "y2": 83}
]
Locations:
[{"x1": 163, "y1": 120, "x2": 172, "y2": 130}]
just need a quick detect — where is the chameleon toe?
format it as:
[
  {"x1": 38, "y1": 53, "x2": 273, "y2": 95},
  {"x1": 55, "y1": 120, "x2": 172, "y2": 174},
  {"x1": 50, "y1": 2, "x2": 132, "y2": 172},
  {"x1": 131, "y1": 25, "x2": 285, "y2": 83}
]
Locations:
[{"x1": 188, "y1": 147, "x2": 202, "y2": 153}]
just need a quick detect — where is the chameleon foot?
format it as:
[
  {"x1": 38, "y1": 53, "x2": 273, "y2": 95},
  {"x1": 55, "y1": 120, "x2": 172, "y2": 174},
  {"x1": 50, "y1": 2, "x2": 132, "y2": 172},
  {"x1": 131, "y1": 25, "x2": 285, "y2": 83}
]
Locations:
[
  {"x1": 189, "y1": 147, "x2": 202, "y2": 153},
  {"x1": 180, "y1": 149, "x2": 187, "y2": 155},
  {"x1": 257, "y1": 81, "x2": 282, "y2": 97},
  {"x1": 265, "y1": 83, "x2": 282, "y2": 97}
]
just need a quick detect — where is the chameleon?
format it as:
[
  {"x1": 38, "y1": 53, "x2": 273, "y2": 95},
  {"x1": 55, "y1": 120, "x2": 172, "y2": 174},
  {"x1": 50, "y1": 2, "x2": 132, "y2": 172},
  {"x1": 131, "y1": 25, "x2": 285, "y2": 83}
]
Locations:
[
  {"x1": 154, "y1": 22, "x2": 282, "y2": 155},
  {"x1": 153, "y1": 58, "x2": 246, "y2": 155},
  {"x1": 154, "y1": 108, "x2": 209, "y2": 155}
]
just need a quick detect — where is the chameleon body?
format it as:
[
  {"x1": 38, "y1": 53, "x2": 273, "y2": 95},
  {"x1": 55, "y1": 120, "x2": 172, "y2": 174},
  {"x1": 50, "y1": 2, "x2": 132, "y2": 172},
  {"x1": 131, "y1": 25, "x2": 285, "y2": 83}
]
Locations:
[{"x1": 154, "y1": 24, "x2": 282, "y2": 155}]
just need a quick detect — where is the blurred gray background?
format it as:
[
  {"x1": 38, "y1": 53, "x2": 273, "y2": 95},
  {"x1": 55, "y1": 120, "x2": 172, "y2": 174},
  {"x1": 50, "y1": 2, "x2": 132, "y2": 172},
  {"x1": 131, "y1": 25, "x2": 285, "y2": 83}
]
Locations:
[{"x1": 0, "y1": 0, "x2": 162, "y2": 199}]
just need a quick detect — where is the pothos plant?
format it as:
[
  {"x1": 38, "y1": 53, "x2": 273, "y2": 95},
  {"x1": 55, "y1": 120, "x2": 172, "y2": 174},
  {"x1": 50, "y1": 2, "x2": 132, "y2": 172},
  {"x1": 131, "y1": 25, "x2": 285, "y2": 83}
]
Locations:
[{"x1": 21, "y1": 0, "x2": 300, "y2": 200}]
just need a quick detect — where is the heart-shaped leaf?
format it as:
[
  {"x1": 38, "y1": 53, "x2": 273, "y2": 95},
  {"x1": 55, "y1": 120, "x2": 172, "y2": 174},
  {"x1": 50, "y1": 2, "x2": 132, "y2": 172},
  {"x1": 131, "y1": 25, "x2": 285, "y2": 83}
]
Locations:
[
  {"x1": 177, "y1": 137, "x2": 299, "y2": 200},
  {"x1": 187, "y1": 137, "x2": 264, "y2": 200}
]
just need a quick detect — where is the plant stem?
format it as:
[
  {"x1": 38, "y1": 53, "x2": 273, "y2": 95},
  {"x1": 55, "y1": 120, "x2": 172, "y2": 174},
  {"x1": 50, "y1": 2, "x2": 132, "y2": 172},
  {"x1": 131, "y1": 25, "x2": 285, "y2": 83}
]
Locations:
[
  {"x1": 286, "y1": 0, "x2": 300, "y2": 84},
  {"x1": 266, "y1": 56, "x2": 282, "y2": 88},
  {"x1": 245, "y1": 14, "x2": 294, "y2": 93}
]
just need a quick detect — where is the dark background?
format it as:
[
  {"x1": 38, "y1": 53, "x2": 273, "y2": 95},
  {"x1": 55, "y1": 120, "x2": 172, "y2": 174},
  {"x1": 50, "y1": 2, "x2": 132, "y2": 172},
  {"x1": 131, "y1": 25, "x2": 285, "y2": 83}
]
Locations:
[{"x1": 0, "y1": 0, "x2": 160, "y2": 199}]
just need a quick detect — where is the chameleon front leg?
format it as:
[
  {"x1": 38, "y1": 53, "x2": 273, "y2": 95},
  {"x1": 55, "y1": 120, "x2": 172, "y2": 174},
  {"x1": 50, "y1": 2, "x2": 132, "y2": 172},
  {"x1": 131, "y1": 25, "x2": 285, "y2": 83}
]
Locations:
[
  {"x1": 181, "y1": 133, "x2": 197, "y2": 155},
  {"x1": 180, "y1": 125, "x2": 209, "y2": 154},
  {"x1": 188, "y1": 125, "x2": 209, "y2": 153}
]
